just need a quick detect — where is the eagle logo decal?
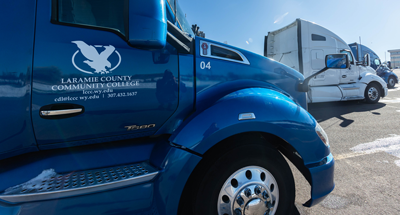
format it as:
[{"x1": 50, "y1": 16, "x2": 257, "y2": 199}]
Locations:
[{"x1": 71, "y1": 41, "x2": 122, "y2": 75}]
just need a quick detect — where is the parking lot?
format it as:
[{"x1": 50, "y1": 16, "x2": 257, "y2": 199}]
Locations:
[{"x1": 293, "y1": 69, "x2": 400, "y2": 214}]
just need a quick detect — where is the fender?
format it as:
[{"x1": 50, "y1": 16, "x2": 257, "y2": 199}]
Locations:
[
  {"x1": 194, "y1": 79, "x2": 306, "y2": 112},
  {"x1": 380, "y1": 71, "x2": 399, "y2": 84},
  {"x1": 170, "y1": 88, "x2": 329, "y2": 165},
  {"x1": 153, "y1": 147, "x2": 202, "y2": 215},
  {"x1": 359, "y1": 72, "x2": 388, "y2": 97}
]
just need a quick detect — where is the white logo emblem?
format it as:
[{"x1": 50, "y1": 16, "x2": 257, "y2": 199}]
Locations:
[{"x1": 71, "y1": 41, "x2": 121, "y2": 75}]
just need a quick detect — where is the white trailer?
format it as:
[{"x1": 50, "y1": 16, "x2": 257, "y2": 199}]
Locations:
[{"x1": 264, "y1": 19, "x2": 388, "y2": 103}]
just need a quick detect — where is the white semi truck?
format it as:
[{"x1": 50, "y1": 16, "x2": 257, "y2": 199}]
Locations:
[{"x1": 264, "y1": 19, "x2": 388, "y2": 104}]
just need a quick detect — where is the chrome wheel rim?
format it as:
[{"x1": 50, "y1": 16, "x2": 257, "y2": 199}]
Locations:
[
  {"x1": 217, "y1": 166, "x2": 279, "y2": 215},
  {"x1": 368, "y1": 87, "x2": 379, "y2": 101}
]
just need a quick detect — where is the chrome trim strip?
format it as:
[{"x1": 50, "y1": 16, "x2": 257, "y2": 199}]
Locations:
[
  {"x1": 0, "y1": 172, "x2": 158, "y2": 203},
  {"x1": 342, "y1": 96, "x2": 364, "y2": 101},
  {"x1": 40, "y1": 108, "x2": 82, "y2": 116},
  {"x1": 200, "y1": 40, "x2": 250, "y2": 65},
  {"x1": 239, "y1": 113, "x2": 256, "y2": 121},
  {"x1": 341, "y1": 87, "x2": 359, "y2": 90}
]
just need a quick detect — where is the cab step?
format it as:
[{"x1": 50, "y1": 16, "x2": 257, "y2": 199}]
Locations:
[
  {"x1": 342, "y1": 96, "x2": 364, "y2": 101},
  {"x1": 0, "y1": 162, "x2": 158, "y2": 203}
]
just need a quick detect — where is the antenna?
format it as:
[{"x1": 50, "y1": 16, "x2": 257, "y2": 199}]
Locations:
[{"x1": 358, "y1": 36, "x2": 362, "y2": 62}]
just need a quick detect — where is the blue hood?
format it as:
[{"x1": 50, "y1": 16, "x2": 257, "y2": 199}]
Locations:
[{"x1": 196, "y1": 38, "x2": 307, "y2": 109}]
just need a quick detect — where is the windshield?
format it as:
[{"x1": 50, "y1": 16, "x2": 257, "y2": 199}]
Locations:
[
  {"x1": 350, "y1": 45, "x2": 358, "y2": 61},
  {"x1": 176, "y1": 2, "x2": 194, "y2": 36}
]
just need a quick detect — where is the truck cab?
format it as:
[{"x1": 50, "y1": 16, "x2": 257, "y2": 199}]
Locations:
[
  {"x1": 0, "y1": 2, "x2": 336, "y2": 214},
  {"x1": 265, "y1": 19, "x2": 388, "y2": 104},
  {"x1": 349, "y1": 42, "x2": 399, "y2": 88}
]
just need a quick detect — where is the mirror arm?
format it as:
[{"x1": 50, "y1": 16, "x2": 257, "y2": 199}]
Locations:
[
  {"x1": 297, "y1": 67, "x2": 329, "y2": 92},
  {"x1": 167, "y1": 32, "x2": 190, "y2": 54},
  {"x1": 166, "y1": 21, "x2": 193, "y2": 54},
  {"x1": 167, "y1": 20, "x2": 192, "y2": 44}
]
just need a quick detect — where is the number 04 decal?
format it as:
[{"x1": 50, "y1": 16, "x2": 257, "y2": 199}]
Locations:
[{"x1": 200, "y1": 61, "x2": 211, "y2": 69}]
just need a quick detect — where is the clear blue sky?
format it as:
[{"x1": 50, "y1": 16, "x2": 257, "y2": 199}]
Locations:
[{"x1": 179, "y1": 0, "x2": 400, "y2": 62}]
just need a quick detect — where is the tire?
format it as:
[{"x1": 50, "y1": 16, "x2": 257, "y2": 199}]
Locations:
[
  {"x1": 364, "y1": 82, "x2": 381, "y2": 104},
  {"x1": 388, "y1": 76, "x2": 396, "y2": 89},
  {"x1": 179, "y1": 140, "x2": 295, "y2": 215}
]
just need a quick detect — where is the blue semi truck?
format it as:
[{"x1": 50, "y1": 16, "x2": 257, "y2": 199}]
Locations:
[
  {"x1": 349, "y1": 42, "x2": 399, "y2": 88},
  {"x1": 0, "y1": 1, "x2": 343, "y2": 214}
]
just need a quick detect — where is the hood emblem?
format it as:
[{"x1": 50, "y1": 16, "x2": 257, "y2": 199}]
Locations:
[{"x1": 201, "y1": 42, "x2": 209, "y2": 55}]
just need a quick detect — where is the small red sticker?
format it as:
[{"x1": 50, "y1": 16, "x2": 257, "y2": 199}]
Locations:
[{"x1": 201, "y1": 43, "x2": 209, "y2": 55}]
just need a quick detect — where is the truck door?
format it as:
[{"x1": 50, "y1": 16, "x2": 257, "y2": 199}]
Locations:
[
  {"x1": 339, "y1": 50, "x2": 358, "y2": 84},
  {"x1": 308, "y1": 32, "x2": 340, "y2": 87},
  {"x1": 31, "y1": 1, "x2": 179, "y2": 146}
]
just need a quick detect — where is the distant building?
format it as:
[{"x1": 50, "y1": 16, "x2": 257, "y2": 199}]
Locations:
[{"x1": 388, "y1": 49, "x2": 400, "y2": 68}]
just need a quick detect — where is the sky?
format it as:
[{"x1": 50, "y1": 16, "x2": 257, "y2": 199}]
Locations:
[{"x1": 179, "y1": 0, "x2": 400, "y2": 62}]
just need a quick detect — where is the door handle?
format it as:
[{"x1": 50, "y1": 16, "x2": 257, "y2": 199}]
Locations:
[
  {"x1": 342, "y1": 75, "x2": 347, "y2": 78},
  {"x1": 40, "y1": 103, "x2": 85, "y2": 119},
  {"x1": 40, "y1": 108, "x2": 82, "y2": 116}
]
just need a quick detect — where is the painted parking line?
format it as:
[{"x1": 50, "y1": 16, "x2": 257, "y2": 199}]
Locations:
[
  {"x1": 334, "y1": 135, "x2": 400, "y2": 167},
  {"x1": 334, "y1": 152, "x2": 368, "y2": 160}
]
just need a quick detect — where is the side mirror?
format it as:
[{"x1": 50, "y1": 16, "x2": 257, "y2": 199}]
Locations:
[
  {"x1": 129, "y1": 0, "x2": 167, "y2": 49},
  {"x1": 325, "y1": 54, "x2": 350, "y2": 69},
  {"x1": 363, "y1": 53, "x2": 371, "y2": 67},
  {"x1": 298, "y1": 54, "x2": 349, "y2": 92}
]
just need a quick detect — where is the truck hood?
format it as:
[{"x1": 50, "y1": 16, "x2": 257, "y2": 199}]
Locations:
[
  {"x1": 360, "y1": 65, "x2": 376, "y2": 75},
  {"x1": 195, "y1": 37, "x2": 307, "y2": 109}
]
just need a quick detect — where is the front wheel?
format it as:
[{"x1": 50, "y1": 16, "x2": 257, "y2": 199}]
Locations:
[
  {"x1": 180, "y1": 142, "x2": 295, "y2": 215},
  {"x1": 388, "y1": 76, "x2": 396, "y2": 89},
  {"x1": 217, "y1": 166, "x2": 280, "y2": 215},
  {"x1": 364, "y1": 83, "x2": 381, "y2": 104}
]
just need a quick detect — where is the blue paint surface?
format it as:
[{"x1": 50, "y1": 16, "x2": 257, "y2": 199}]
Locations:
[
  {"x1": 0, "y1": 0, "x2": 38, "y2": 160},
  {"x1": 0, "y1": 0, "x2": 334, "y2": 213},
  {"x1": 171, "y1": 88, "x2": 329, "y2": 164}
]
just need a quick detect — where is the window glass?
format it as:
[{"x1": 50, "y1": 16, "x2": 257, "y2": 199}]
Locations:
[
  {"x1": 350, "y1": 46, "x2": 358, "y2": 61},
  {"x1": 176, "y1": 1, "x2": 194, "y2": 36},
  {"x1": 166, "y1": 0, "x2": 175, "y2": 12},
  {"x1": 374, "y1": 59, "x2": 381, "y2": 66},
  {"x1": 58, "y1": 0, "x2": 127, "y2": 35},
  {"x1": 211, "y1": 45, "x2": 243, "y2": 61},
  {"x1": 311, "y1": 34, "x2": 326, "y2": 41},
  {"x1": 340, "y1": 50, "x2": 354, "y2": 64}
]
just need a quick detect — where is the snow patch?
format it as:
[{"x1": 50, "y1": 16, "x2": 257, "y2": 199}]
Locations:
[
  {"x1": 4, "y1": 169, "x2": 60, "y2": 195},
  {"x1": 320, "y1": 194, "x2": 349, "y2": 209},
  {"x1": 376, "y1": 160, "x2": 389, "y2": 163},
  {"x1": 351, "y1": 135, "x2": 400, "y2": 167}
]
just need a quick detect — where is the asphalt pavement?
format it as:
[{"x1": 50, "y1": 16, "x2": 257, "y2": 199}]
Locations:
[{"x1": 293, "y1": 69, "x2": 400, "y2": 215}]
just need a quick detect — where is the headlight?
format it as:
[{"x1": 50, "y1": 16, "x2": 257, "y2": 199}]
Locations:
[{"x1": 315, "y1": 123, "x2": 329, "y2": 147}]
